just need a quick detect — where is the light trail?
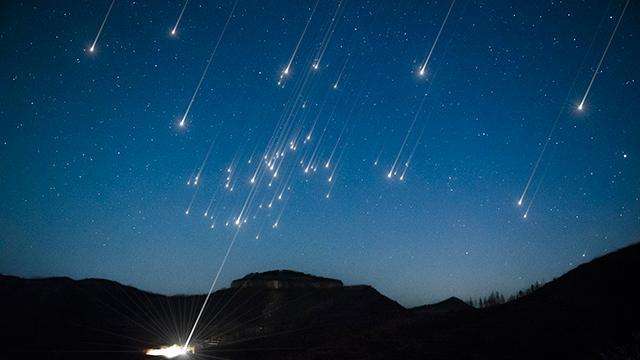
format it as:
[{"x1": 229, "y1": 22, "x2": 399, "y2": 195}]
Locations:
[
  {"x1": 373, "y1": 144, "x2": 383, "y2": 166},
  {"x1": 328, "y1": 140, "x2": 348, "y2": 184},
  {"x1": 388, "y1": 94, "x2": 427, "y2": 178},
  {"x1": 523, "y1": 164, "x2": 549, "y2": 219},
  {"x1": 332, "y1": 55, "x2": 350, "y2": 89},
  {"x1": 194, "y1": 137, "x2": 218, "y2": 185},
  {"x1": 418, "y1": 0, "x2": 456, "y2": 77},
  {"x1": 577, "y1": 0, "x2": 630, "y2": 111},
  {"x1": 305, "y1": 115, "x2": 330, "y2": 173},
  {"x1": 517, "y1": 4, "x2": 621, "y2": 206},
  {"x1": 305, "y1": 97, "x2": 329, "y2": 142},
  {"x1": 272, "y1": 189, "x2": 293, "y2": 229},
  {"x1": 399, "y1": 112, "x2": 430, "y2": 181},
  {"x1": 88, "y1": 0, "x2": 116, "y2": 53},
  {"x1": 279, "y1": 0, "x2": 320, "y2": 83},
  {"x1": 171, "y1": 0, "x2": 190, "y2": 36},
  {"x1": 178, "y1": 1, "x2": 238, "y2": 128},
  {"x1": 312, "y1": 0, "x2": 344, "y2": 70},
  {"x1": 324, "y1": 98, "x2": 356, "y2": 168},
  {"x1": 183, "y1": 228, "x2": 242, "y2": 349},
  {"x1": 185, "y1": 183, "x2": 201, "y2": 215},
  {"x1": 325, "y1": 148, "x2": 344, "y2": 198},
  {"x1": 186, "y1": 163, "x2": 199, "y2": 186}
]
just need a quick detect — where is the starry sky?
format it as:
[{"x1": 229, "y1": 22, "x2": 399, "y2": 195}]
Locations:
[{"x1": 1, "y1": 0, "x2": 639, "y2": 307}]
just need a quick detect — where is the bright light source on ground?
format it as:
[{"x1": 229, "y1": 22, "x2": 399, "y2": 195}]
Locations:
[{"x1": 145, "y1": 344, "x2": 194, "y2": 358}]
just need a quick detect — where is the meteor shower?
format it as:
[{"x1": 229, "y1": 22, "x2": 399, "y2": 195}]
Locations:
[{"x1": 1, "y1": 0, "x2": 639, "y2": 359}]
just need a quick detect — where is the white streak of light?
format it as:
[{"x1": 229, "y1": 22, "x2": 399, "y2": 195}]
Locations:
[
  {"x1": 171, "y1": 0, "x2": 190, "y2": 36},
  {"x1": 184, "y1": 228, "x2": 241, "y2": 349},
  {"x1": 388, "y1": 94, "x2": 427, "y2": 178},
  {"x1": 282, "y1": 0, "x2": 320, "y2": 78},
  {"x1": 577, "y1": 0, "x2": 630, "y2": 110},
  {"x1": 418, "y1": 0, "x2": 456, "y2": 76},
  {"x1": 178, "y1": 1, "x2": 238, "y2": 127},
  {"x1": 89, "y1": 0, "x2": 116, "y2": 53}
]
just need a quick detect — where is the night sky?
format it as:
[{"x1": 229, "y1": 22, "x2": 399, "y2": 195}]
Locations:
[{"x1": 1, "y1": 0, "x2": 639, "y2": 307}]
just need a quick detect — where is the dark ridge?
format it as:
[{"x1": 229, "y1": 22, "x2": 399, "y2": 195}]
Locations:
[
  {"x1": 230, "y1": 269, "x2": 343, "y2": 289},
  {"x1": 1, "y1": 241, "x2": 638, "y2": 360},
  {"x1": 411, "y1": 296, "x2": 474, "y2": 314}
]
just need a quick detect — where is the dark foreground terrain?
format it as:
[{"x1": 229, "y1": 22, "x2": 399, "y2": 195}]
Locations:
[{"x1": 2, "y1": 242, "x2": 639, "y2": 360}]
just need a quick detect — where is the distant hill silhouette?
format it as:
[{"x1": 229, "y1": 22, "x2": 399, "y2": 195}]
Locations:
[
  {"x1": 411, "y1": 296, "x2": 474, "y2": 314},
  {"x1": 1, "y1": 242, "x2": 639, "y2": 359}
]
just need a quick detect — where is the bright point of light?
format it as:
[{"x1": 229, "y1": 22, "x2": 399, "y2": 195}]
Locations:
[
  {"x1": 523, "y1": 213, "x2": 528, "y2": 219},
  {"x1": 185, "y1": 209, "x2": 189, "y2": 215},
  {"x1": 418, "y1": 67, "x2": 425, "y2": 77},
  {"x1": 179, "y1": 119, "x2": 186, "y2": 128},
  {"x1": 145, "y1": 344, "x2": 193, "y2": 358},
  {"x1": 312, "y1": 63, "x2": 319, "y2": 70},
  {"x1": 517, "y1": 199, "x2": 523, "y2": 206},
  {"x1": 203, "y1": 212, "x2": 208, "y2": 217},
  {"x1": 328, "y1": 176, "x2": 333, "y2": 183},
  {"x1": 577, "y1": 103, "x2": 584, "y2": 111},
  {"x1": 332, "y1": 83, "x2": 338, "y2": 89},
  {"x1": 171, "y1": 28, "x2": 177, "y2": 36},
  {"x1": 89, "y1": 46, "x2": 95, "y2": 53},
  {"x1": 324, "y1": 162, "x2": 330, "y2": 168},
  {"x1": 387, "y1": 171, "x2": 393, "y2": 178},
  {"x1": 272, "y1": 221, "x2": 279, "y2": 228},
  {"x1": 399, "y1": 175, "x2": 405, "y2": 181}
]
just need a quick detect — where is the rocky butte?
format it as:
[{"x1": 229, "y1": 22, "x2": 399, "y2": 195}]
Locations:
[{"x1": 230, "y1": 269, "x2": 343, "y2": 290}]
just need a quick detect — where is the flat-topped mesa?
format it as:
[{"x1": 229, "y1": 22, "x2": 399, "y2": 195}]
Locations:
[{"x1": 230, "y1": 270, "x2": 343, "y2": 290}]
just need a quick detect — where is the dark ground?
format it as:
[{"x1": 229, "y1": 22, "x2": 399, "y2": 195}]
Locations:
[{"x1": 2, "y1": 242, "x2": 639, "y2": 360}]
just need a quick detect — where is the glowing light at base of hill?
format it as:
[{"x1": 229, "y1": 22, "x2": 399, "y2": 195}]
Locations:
[{"x1": 145, "y1": 344, "x2": 194, "y2": 358}]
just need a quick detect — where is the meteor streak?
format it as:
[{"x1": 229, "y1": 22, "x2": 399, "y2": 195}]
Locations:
[
  {"x1": 184, "y1": 228, "x2": 242, "y2": 349},
  {"x1": 88, "y1": 0, "x2": 116, "y2": 53},
  {"x1": 418, "y1": 0, "x2": 456, "y2": 77},
  {"x1": 577, "y1": 0, "x2": 630, "y2": 111},
  {"x1": 388, "y1": 94, "x2": 427, "y2": 178},
  {"x1": 523, "y1": 164, "x2": 549, "y2": 219},
  {"x1": 332, "y1": 55, "x2": 349, "y2": 89},
  {"x1": 312, "y1": 0, "x2": 344, "y2": 70},
  {"x1": 280, "y1": 0, "x2": 320, "y2": 82},
  {"x1": 399, "y1": 114, "x2": 429, "y2": 181},
  {"x1": 178, "y1": 1, "x2": 238, "y2": 128},
  {"x1": 171, "y1": 0, "x2": 190, "y2": 36}
]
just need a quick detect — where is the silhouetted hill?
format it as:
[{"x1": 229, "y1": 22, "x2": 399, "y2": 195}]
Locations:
[
  {"x1": 411, "y1": 296, "x2": 474, "y2": 315},
  {"x1": 231, "y1": 269, "x2": 343, "y2": 289},
  {"x1": 1, "y1": 242, "x2": 639, "y2": 359}
]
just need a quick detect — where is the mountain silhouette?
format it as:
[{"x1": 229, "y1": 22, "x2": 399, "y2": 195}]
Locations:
[{"x1": 1, "y1": 242, "x2": 639, "y2": 359}]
